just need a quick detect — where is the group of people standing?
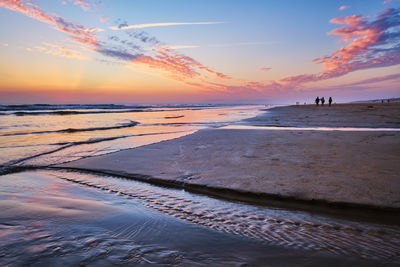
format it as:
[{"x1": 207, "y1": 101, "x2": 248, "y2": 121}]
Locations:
[{"x1": 315, "y1": 96, "x2": 332, "y2": 106}]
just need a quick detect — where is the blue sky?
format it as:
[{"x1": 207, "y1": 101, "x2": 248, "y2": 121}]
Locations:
[{"x1": 0, "y1": 0, "x2": 399, "y2": 104}]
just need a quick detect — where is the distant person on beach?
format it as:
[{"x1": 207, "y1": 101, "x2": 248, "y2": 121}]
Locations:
[
  {"x1": 329, "y1": 97, "x2": 332, "y2": 106},
  {"x1": 321, "y1": 97, "x2": 325, "y2": 106},
  {"x1": 315, "y1": 97, "x2": 320, "y2": 106}
]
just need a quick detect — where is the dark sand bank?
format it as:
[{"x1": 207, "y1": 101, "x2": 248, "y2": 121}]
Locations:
[
  {"x1": 59, "y1": 103, "x2": 400, "y2": 220},
  {"x1": 247, "y1": 102, "x2": 400, "y2": 128}
]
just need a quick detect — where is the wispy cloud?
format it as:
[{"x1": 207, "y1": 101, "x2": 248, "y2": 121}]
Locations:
[
  {"x1": 279, "y1": 8, "x2": 400, "y2": 86},
  {"x1": 339, "y1": 5, "x2": 350, "y2": 11},
  {"x1": 28, "y1": 42, "x2": 89, "y2": 60},
  {"x1": 2, "y1": 43, "x2": 8, "y2": 47},
  {"x1": 98, "y1": 31, "x2": 230, "y2": 81},
  {"x1": 341, "y1": 73, "x2": 400, "y2": 86},
  {"x1": 305, "y1": 72, "x2": 400, "y2": 94},
  {"x1": 208, "y1": 41, "x2": 275, "y2": 48},
  {"x1": 72, "y1": 0, "x2": 90, "y2": 11},
  {"x1": 0, "y1": 0, "x2": 100, "y2": 48},
  {"x1": 118, "y1": 47, "x2": 229, "y2": 81},
  {"x1": 2, "y1": 0, "x2": 399, "y2": 99},
  {"x1": 110, "y1": 21, "x2": 224, "y2": 31},
  {"x1": 383, "y1": 0, "x2": 392, "y2": 4},
  {"x1": 62, "y1": 0, "x2": 91, "y2": 11},
  {"x1": 0, "y1": 1, "x2": 230, "y2": 84},
  {"x1": 164, "y1": 45, "x2": 200, "y2": 50},
  {"x1": 236, "y1": 42, "x2": 270, "y2": 46},
  {"x1": 259, "y1": 67, "x2": 272, "y2": 72}
]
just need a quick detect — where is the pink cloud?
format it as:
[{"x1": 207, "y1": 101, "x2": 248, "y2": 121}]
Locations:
[
  {"x1": 72, "y1": 0, "x2": 90, "y2": 11},
  {"x1": 259, "y1": 67, "x2": 272, "y2": 72},
  {"x1": 29, "y1": 42, "x2": 89, "y2": 60},
  {"x1": 62, "y1": 0, "x2": 90, "y2": 10},
  {"x1": 132, "y1": 48, "x2": 230, "y2": 81},
  {"x1": 280, "y1": 8, "x2": 400, "y2": 87},
  {"x1": 0, "y1": 0, "x2": 99, "y2": 48},
  {"x1": 1, "y1": 1, "x2": 399, "y2": 99},
  {"x1": 383, "y1": 0, "x2": 392, "y2": 4},
  {"x1": 102, "y1": 8, "x2": 400, "y2": 97},
  {"x1": 339, "y1": 5, "x2": 350, "y2": 11}
]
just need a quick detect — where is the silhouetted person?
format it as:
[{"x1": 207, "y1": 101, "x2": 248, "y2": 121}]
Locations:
[
  {"x1": 315, "y1": 97, "x2": 320, "y2": 106},
  {"x1": 321, "y1": 97, "x2": 325, "y2": 106},
  {"x1": 329, "y1": 97, "x2": 332, "y2": 106}
]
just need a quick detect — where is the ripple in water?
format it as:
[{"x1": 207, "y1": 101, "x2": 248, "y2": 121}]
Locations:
[{"x1": 50, "y1": 169, "x2": 400, "y2": 263}]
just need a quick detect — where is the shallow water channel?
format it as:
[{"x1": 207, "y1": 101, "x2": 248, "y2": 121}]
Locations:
[{"x1": 1, "y1": 169, "x2": 399, "y2": 266}]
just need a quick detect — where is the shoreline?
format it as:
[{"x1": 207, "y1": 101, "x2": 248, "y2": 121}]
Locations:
[
  {"x1": 52, "y1": 166, "x2": 400, "y2": 225},
  {"x1": 245, "y1": 102, "x2": 400, "y2": 128},
  {"x1": 56, "y1": 103, "x2": 400, "y2": 223},
  {"x1": 3, "y1": 169, "x2": 397, "y2": 266},
  {"x1": 6, "y1": 165, "x2": 400, "y2": 225}
]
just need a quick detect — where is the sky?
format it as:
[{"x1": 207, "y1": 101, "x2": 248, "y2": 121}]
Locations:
[{"x1": 0, "y1": 0, "x2": 399, "y2": 104}]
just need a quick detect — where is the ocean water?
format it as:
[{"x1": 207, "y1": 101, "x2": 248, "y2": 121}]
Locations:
[
  {"x1": 1, "y1": 104, "x2": 399, "y2": 266},
  {"x1": 0, "y1": 104, "x2": 263, "y2": 166}
]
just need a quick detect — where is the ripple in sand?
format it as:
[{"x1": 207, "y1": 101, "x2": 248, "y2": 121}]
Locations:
[{"x1": 49, "y1": 170, "x2": 400, "y2": 263}]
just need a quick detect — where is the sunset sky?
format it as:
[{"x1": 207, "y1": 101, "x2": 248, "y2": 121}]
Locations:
[{"x1": 0, "y1": 0, "x2": 399, "y2": 104}]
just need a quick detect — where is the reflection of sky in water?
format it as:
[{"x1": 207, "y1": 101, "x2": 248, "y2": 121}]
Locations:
[
  {"x1": 0, "y1": 105, "x2": 264, "y2": 165},
  {"x1": 1, "y1": 170, "x2": 399, "y2": 265},
  {"x1": 0, "y1": 170, "x2": 332, "y2": 266},
  {"x1": 2, "y1": 106, "x2": 399, "y2": 265}
]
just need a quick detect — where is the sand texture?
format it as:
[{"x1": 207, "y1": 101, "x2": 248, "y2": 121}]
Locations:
[
  {"x1": 246, "y1": 103, "x2": 400, "y2": 128},
  {"x1": 59, "y1": 103, "x2": 400, "y2": 209}
]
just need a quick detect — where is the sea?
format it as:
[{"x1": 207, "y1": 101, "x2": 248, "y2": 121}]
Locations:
[
  {"x1": 0, "y1": 104, "x2": 264, "y2": 167},
  {"x1": 0, "y1": 104, "x2": 399, "y2": 266}
]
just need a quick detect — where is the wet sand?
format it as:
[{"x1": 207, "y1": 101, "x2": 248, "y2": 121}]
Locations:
[
  {"x1": 246, "y1": 102, "x2": 400, "y2": 128},
  {"x1": 60, "y1": 103, "x2": 400, "y2": 214},
  {"x1": 4, "y1": 103, "x2": 400, "y2": 265},
  {"x1": 3, "y1": 170, "x2": 390, "y2": 266}
]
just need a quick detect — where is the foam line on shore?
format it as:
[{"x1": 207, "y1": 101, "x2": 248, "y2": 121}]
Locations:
[
  {"x1": 2, "y1": 130, "x2": 190, "y2": 166},
  {"x1": 1, "y1": 121, "x2": 139, "y2": 137}
]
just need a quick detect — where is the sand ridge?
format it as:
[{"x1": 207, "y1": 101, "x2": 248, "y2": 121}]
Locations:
[{"x1": 59, "y1": 103, "x2": 400, "y2": 210}]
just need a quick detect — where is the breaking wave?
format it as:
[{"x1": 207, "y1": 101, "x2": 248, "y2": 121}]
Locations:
[{"x1": 1, "y1": 121, "x2": 139, "y2": 137}]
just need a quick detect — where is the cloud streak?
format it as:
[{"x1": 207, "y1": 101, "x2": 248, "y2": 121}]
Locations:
[
  {"x1": 0, "y1": 1, "x2": 230, "y2": 86},
  {"x1": 340, "y1": 73, "x2": 400, "y2": 86},
  {"x1": 110, "y1": 21, "x2": 224, "y2": 30},
  {"x1": 63, "y1": 0, "x2": 91, "y2": 11},
  {"x1": 99, "y1": 31, "x2": 230, "y2": 82},
  {"x1": 279, "y1": 8, "x2": 400, "y2": 87},
  {"x1": 259, "y1": 67, "x2": 272, "y2": 72},
  {"x1": 133, "y1": 48, "x2": 230, "y2": 80},
  {"x1": 72, "y1": 0, "x2": 90, "y2": 11},
  {"x1": 164, "y1": 45, "x2": 200, "y2": 50},
  {"x1": 0, "y1": 0, "x2": 100, "y2": 48},
  {"x1": 29, "y1": 42, "x2": 89, "y2": 60},
  {"x1": 1, "y1": 1, "x2": 399, "y2": 100}
]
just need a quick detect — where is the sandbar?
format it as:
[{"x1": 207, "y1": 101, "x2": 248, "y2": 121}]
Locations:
[{"x1": 58, "y1": 103, "x2": 400, "y2": 215}]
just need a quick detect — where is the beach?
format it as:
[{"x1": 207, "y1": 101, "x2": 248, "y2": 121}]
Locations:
[
  {"x1": 246, "y1": 102, "x2": 400, "y2": 128},
  {"x1": 2, "y1": 103, "x2": 400, "y2": 265},
  {"x1": 3, "y1": 1, "x2": 400, "y2": 265},
  {"x1": 60, "y1": 103, "x2": 400, "y2": 214}
]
